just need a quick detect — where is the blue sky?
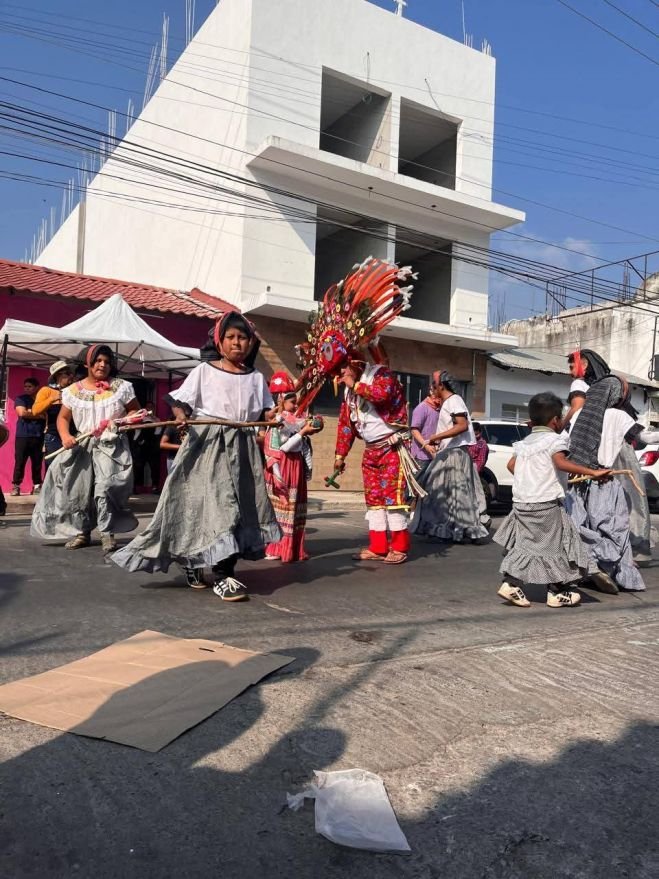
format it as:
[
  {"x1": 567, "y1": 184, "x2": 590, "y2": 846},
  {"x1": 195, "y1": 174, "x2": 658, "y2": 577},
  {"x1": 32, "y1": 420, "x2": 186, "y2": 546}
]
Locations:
[{"x1": 0, "y1": 0, "x2": 657, "y2": 323}]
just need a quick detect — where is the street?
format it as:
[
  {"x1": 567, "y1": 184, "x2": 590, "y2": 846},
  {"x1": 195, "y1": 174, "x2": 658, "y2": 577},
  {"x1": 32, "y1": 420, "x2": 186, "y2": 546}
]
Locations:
[{"x1": 1, "y1": 509, "x2": 658, "y2": 878}]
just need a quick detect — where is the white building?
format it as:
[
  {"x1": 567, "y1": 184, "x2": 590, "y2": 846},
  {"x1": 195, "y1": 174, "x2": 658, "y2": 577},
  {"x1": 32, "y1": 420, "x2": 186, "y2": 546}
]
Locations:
[
  {"x1": 38, "y1": 0, "x2": 521, "y2": 338},
  {"x1": 503, "y1": 275, "x2": 659, "y2": 386},
  {"x1": 485, "y1": 348, "x2": 658, "y2": 426}
]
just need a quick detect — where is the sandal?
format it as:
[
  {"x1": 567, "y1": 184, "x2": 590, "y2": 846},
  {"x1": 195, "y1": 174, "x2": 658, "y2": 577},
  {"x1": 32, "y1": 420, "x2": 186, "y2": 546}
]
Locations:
[
  {"x1": 352, "y1": 548, "x2": 386, "y2": 561},
  {"x1": 382, "y1": 550, "x2": 407, "y2": 565},
  {"x1": 65, "y1": 533, "x2": 91, "y2": 550}
]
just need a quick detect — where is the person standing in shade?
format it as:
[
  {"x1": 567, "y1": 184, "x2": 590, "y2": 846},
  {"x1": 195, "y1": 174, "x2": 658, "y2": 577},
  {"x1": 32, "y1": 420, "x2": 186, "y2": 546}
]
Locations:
[
  {"x1": 0, "y1": 416, "x2": 8, "y2": 519},
  {"x1": 410, "y1": 386, "x2": 441, "y2": 467},
  {"x1": 11, "y1": 377, "x2": 44, "y2": 496},
  {"x1": 467, "y1": 421, "x2": 489, "y2": 474},
  {"x1": 132, "y1": 401, "x2": 163, "y2": 493},
  {"x1": 31, "y1": 360, "x2": 74, "y2": 467},
  {"x1": 160, "y1": 414, "x2": 188, "y2": 475}
]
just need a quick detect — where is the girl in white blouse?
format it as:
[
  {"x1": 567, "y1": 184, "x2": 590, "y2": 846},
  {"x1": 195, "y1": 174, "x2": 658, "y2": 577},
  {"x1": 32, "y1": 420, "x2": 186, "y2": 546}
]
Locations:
[{"x1": 113, "y1": 313, "x2": 280, "y2": 602}]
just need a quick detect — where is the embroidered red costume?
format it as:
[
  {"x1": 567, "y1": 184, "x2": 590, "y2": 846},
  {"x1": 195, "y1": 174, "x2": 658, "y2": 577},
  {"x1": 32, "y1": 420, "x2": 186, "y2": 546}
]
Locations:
[
  {"x1": 335, "y1": 364, "x2": 411, "y2": 557},
  {"x1": 293, "y1": 257, "x2": 418, "y2": 563}
]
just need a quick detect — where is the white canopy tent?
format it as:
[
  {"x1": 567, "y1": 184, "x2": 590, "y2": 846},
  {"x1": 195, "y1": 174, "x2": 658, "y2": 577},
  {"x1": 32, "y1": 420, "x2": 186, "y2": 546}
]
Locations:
[{"x1": 0, "y1": 293, "x2": 201, "y2": 382}]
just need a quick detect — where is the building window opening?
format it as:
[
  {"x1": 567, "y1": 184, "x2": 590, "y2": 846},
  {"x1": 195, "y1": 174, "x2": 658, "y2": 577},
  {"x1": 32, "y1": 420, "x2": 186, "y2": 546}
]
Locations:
[
  {"x1": 314, "y1": 207, "x2": 390, "y2": 301},
  {"x1": 398, "y1": 98, "x2": 459, "y2": 190},
  {"x1": 319, "y1": 69, "x2": 391, "y2": 168},
  {"x1": 395, "y1": 233, "x2": 452, "y2": 324}
]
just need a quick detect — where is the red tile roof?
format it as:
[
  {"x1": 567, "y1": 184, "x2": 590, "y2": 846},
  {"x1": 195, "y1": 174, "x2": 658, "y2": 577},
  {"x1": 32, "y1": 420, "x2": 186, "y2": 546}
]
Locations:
[{"x1": 0, "y1": 259, "x2": 237, "y2": 320}]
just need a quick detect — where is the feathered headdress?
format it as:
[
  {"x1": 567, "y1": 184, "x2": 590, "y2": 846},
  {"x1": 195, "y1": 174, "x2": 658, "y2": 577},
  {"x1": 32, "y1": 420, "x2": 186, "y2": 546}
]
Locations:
[{"x1": 295, "y1": 257, "x2": 416, "y2": 413}]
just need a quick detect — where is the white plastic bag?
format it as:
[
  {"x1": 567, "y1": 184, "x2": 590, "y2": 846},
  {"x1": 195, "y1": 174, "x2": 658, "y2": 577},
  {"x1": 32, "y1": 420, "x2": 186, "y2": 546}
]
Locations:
[{"x1": 287, "y1": 769, "x2": 410, "y2": 852}]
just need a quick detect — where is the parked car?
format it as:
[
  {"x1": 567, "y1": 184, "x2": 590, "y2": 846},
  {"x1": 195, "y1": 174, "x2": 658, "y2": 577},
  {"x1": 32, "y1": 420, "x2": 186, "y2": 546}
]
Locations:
[
  {"x1": 636, "y1": 443, "x2": 659, "y2": 510},
  {"x1": 477, "y1": 420, "x2": 531, "y2": 507}
]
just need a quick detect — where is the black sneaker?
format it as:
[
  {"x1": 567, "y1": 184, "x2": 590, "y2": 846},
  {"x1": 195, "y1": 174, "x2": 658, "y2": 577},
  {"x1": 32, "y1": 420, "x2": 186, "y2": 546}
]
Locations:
[
  {"x1": 182, "y1": 567, "x2": 207, "y2": 589},
  {"x1": 212, "y1": 576, "x2": 248, "y2": 601}
]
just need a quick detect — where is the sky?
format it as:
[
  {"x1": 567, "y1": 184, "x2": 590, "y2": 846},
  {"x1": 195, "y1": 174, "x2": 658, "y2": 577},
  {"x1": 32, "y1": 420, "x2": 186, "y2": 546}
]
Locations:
[{"x1": 0, "y1": 0, "x2": 658, "y2": 324}]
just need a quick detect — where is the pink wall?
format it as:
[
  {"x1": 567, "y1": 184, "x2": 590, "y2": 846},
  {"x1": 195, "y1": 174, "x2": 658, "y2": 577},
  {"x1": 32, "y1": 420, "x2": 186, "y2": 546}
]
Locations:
[{"x1": 0, "y1": 290, "x2": 214, "y2": 491}]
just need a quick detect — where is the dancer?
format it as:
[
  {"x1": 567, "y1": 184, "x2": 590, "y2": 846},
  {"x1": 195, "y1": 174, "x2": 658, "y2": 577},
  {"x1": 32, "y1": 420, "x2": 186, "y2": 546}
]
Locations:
[
  {"x1": 561, "y1": 349, "x2": 591, "y2": 429},
  {"x1": 564, "y1": 348, "x2": 655, "y2": 566},
  {"x1": 495, "y1": 392, "x2": 610, "y2": 609},
  {"x1": 565, "y1": 350, "x2": 656, "y2": 590},
  {"x1": 410, "y1": 386, "x2": 441, "y2": 467},
  {"x1": 294, "y1": 257, "x2": 418, "y2": 565},
  {"x1": 411, "y1": 370, "x2": 490, "y2": 543},
  {"x1": 264, "y1": 371, "x2": 322, "y2": 562},
  {"x1": 334, "y1": 357, "x2": 412, "y2": 563},
  {"x1": 31, "y1": 345, "x2": 139, "y2": 554},
  {"x1": 112, "y1": 312, "x2": 280, "y2": 601},
  {"x1": 567, "y1": 402, "x2": 659, "y2": 593},
  {"x1": 32, "y1": 359, "x2": 74, "y2": 465}
]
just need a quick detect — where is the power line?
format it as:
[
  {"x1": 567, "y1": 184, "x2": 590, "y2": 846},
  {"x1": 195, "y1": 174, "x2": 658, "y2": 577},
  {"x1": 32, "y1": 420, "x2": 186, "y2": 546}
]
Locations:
[
  {"x1": 4, "y1": 71, "x2": 658, "y2": 262},
  {"x1": 3, "y1": 102, "x2": 655, "y2": 319},
  {"x1": 598, "y1": 0, "x2": 659, "y2": 40},
  {"x1": 554, "y1": 0, "x2": 659, "y2": 65}
]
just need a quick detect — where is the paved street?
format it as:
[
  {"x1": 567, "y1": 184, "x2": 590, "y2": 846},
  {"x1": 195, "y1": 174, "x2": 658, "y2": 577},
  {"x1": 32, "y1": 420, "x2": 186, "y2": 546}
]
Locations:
[{"x1": 1, "y1": 509, "x2": 658, "y2": 878}]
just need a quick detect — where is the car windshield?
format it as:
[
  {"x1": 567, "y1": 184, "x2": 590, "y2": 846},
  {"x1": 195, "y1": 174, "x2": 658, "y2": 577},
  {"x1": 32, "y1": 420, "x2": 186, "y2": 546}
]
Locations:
[{"x1": 481, "y1": 424, "x2": 529, "y2": 446}]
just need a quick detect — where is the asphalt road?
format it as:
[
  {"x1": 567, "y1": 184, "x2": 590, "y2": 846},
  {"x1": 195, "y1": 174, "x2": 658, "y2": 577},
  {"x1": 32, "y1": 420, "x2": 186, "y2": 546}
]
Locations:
[{"x1": 1, "y1": 510, "x2": 658, "y2": 878}]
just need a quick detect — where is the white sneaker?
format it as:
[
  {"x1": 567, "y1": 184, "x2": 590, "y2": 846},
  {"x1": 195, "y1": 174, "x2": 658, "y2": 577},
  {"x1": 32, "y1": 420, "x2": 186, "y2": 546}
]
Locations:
[
  {"x1": 497, "y1": 582, "x2": 531, "y2": 607},
  {"x1": 547, "y1": 589, "x2": 581, "y2": 608}
]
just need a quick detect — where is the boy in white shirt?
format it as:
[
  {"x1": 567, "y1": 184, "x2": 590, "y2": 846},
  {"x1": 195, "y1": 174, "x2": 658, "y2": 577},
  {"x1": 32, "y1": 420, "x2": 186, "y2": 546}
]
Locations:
[{"x1": 495, "y1": 392, "x2": 610, "y2": 608}]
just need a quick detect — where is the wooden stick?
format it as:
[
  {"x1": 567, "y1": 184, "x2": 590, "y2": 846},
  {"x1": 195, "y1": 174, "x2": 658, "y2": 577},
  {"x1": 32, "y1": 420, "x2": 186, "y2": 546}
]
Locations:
[
  {"x1": 118, "y1": 418, "x2": 274, "y2": 431},
  {"x1": 568, "y1": 469, "x2": 645, "y2": 496},
  {"x1": 43, "y1": 432, "x2": 93, "y2": 461}
]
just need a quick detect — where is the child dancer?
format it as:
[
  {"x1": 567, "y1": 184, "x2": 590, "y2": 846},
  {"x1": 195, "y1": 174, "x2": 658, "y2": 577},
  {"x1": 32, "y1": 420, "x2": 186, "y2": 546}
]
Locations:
[
  {"x1": 112, "y1": 312, "x2": 280, "y2": 601},
  {"x1": 495, "y1": 392, "x2": 610, "y2": 608},
  {"x1": 264, "y1": 372, "x2": 322, "y2": 562}
]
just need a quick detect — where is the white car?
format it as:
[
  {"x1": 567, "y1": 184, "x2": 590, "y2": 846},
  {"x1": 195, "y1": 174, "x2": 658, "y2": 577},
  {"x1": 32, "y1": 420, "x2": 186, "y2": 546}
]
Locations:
[
  {"x1": 635, "y1": 443, "x2": 659, "y2": 509},
  {"x1": 477, "y1": 420, "x2": 531, "y2": 507}
]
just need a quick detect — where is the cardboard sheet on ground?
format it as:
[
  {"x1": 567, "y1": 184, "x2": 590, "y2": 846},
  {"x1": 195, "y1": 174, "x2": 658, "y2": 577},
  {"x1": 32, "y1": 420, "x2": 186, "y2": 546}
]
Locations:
[{"x1": 0, "y1": 630, "x2": 294, "y2": 751}]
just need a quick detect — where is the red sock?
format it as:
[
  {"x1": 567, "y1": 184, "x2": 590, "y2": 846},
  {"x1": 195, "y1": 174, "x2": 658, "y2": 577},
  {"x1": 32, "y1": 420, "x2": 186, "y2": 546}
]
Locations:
[
  {"x1": 368, "y1": 530, "x2": 388, "y2": 555},
  {"x1": 390, "y1": 529, "x2": 410, "y2": 553}
]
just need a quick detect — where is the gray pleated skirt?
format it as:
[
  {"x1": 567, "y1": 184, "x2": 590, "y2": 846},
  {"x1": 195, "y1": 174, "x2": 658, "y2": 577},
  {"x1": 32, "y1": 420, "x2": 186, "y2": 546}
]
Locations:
[
  {"x1": 565, "y1": 480, "x2": 646, "y2": 591},
  {"x1": 31, "y1": 433, "x2": 137, "y2": 540},
  {"x1": 111, "y1": 424, "x2": 281, "y2": 573},
  {"x1": 495, "y1": 499, "x2": 594, "y2": 587},
  {"x1": 410, "y1": 446, "x2": 490, "y2": 542},
  {"x1": 614, "y1": 442, "x2": 656, "y2": 563}
]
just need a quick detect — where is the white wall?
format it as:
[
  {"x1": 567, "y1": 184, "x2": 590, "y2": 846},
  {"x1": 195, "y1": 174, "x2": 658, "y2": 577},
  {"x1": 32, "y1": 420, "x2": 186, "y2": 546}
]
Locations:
[
  {"x1": 247, "y1": 0, "x2": 495, "y2": 196},
  {"x1": 486, "y1": 362, "x2": 650, "y2": 424},
  {"x1": 505, "y1": 302, "x2": 659, "y2": 385},
  {"x1": 38, "y1": 205, "x2": 80, "y2": 273}
]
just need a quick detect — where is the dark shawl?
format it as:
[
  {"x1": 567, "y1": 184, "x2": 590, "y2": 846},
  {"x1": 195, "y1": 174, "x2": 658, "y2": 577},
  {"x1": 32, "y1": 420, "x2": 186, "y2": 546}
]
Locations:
[{"x1": 569, "y1": 349, "x2": 625, "y2": 467}]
